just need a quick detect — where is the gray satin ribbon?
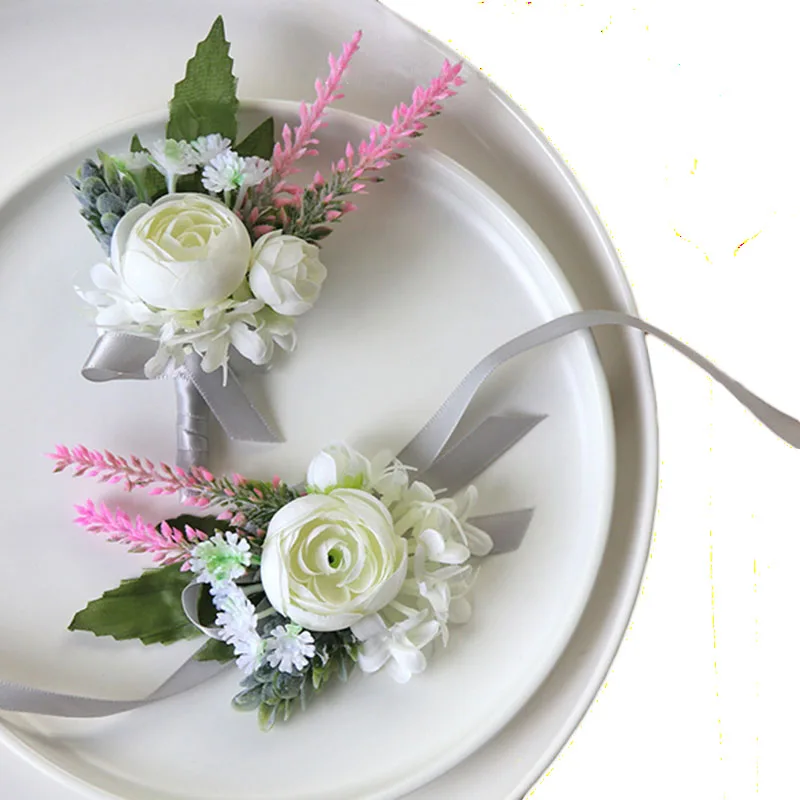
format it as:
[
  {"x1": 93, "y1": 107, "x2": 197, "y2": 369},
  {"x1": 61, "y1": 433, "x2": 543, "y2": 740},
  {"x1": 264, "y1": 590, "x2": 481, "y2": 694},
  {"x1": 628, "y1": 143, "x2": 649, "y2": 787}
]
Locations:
[
  {"x1": 181, "y1": 582, "x2": 223, "y2": 640},
  {"x1": 0, "y1": 650, "x2": 228, "y2": 718},
  {"x1": 6, "y1": 309, "x2": 800, "y2": 719},
  {"x1": 82, "y1": 332, "x2": 283, "y2": 470},
  {"x1": 398, "y1": 309, "x2": 800, "y2": 471}
]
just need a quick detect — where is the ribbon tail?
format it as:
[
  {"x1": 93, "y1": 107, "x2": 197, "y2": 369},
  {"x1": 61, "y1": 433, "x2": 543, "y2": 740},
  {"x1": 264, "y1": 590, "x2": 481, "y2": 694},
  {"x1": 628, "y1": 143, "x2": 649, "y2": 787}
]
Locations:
[
  {"x1": 469, "y1": 508, "x2": 535, "y2": 555},
  {"x1": 183, "y1": 355, "x2": 283, "y2": 445},
  {"x1": 398, "y1": 309, "x2": 800, "y2": 474},
  {"x1": 0, "y1": 650, "x2": 230, "y2": 718},
  {"x1": 416, "y1": 414, "x2": 547, "y2": 492}
]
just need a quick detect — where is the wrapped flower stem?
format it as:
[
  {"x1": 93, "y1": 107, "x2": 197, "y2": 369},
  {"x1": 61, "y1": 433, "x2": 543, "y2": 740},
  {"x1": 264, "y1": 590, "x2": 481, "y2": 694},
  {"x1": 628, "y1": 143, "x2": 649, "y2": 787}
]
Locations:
[{"x1": 175, "y1": 375, "x2": 210, "y2": 472}]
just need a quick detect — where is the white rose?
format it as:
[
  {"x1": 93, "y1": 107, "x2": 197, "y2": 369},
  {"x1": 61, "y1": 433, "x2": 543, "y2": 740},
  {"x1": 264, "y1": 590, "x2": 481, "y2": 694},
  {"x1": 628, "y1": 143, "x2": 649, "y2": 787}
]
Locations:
[
  {"x1": 248, "y1": 231, "x2": 327, "y2": 316},
  {"x1": 306, "y1": 442, "x2": 373, "y2": 492},
  {"x1": 112, "y1": 193, "x2": 251, "y2": 311},
  {"x1": 261, "y1": 489, "x2": 408, "y2": 632}
]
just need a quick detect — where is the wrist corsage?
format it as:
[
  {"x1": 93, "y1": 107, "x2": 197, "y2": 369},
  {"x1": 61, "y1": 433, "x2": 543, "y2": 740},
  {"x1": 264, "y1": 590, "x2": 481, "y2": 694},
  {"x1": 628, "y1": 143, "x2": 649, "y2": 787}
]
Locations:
[{"x1": 51, "y1": 438, "x2": 507, "y2": 729}]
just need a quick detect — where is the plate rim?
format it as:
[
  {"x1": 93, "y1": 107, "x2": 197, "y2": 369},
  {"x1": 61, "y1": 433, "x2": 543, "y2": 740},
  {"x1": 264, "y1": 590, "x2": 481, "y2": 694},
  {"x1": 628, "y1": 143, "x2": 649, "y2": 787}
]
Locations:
[{"x1": 375, "y1": 10, "x2": 660, "y2": 798}]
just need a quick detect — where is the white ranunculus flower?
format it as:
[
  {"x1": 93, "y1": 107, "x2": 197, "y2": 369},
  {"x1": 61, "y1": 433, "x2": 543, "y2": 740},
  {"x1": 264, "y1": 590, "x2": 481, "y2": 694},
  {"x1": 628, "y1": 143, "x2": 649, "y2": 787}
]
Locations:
[
  {"x1": 261, "y1": 489, "x2": 408, "y2": 632},
  {"x1": 113, "y1": 193, "x2": 251, "y2": 311},
  {"x1": 306, "y1": 442, "x2": 373, "y2": 492},
  {"x1": 248, "y1": 231, "x2": 327, "y2": 316}
]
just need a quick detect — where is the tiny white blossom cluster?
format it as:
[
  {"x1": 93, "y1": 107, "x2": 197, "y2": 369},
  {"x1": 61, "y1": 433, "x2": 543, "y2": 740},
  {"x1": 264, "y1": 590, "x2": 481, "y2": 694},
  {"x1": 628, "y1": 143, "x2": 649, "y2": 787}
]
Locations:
[
  {"x1": 146, "y1": 135, "x2": 271, "y2": 202},
  {"x1": 273, "y1": 443, "x2": 493, "y2": 683},
  {"x1": 188, "y1": 530, "x2": 318, "y2": 675}
]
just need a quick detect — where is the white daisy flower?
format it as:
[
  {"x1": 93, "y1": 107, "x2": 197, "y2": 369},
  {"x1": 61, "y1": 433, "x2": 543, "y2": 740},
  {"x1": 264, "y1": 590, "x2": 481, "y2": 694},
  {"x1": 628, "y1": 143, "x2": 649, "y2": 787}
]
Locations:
[
  {"x1": 189, "y1": 531, "x2": 252, "y2": 587},
  {"x1": 202, "y1": 150, "x2": 246, "y2": 194},
  {"x1": 264, "y1": 624, "x2": 316, "y2": 673},
  {"x1": 148, "y1": 138, "x2": 199, "y2": 192},
  {"x1": 191, "y1": 134, "x2": 232, "y2": 165},
  {"x1": 241, "y1": 156, "x2": 271, "y2": 187},
  {"x1": 214, "y1": 585, "x2": 265, "y2": 674}
]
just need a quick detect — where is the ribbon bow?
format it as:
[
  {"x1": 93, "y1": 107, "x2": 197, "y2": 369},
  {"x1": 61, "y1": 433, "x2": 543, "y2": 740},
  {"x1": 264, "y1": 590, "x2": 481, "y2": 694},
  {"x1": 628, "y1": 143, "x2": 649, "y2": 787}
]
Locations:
[{"x1": 82, "y1": 332, "x2": 283, "y2": 469}]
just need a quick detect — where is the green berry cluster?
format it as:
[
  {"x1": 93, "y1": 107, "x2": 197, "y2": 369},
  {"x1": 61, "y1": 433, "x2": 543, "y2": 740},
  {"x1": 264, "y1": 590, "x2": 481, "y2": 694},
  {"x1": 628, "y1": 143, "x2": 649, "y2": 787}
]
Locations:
[
  {"x1": 233, "y1": 613, "x2": 359, "y2": 730},
  {"x1": 68, "y1": 158, "x2": 141, "y2": 253}
]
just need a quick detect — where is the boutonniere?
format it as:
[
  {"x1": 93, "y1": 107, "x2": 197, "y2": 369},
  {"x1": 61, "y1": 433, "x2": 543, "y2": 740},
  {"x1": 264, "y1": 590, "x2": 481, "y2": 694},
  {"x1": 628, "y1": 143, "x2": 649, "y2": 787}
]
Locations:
[{"x1": 71, "y1": 16, "x2": 464, "y2": 471}]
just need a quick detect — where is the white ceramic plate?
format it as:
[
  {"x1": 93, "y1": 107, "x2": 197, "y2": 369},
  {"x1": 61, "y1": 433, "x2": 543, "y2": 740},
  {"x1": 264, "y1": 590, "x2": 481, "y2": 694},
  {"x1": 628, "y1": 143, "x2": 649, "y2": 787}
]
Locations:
[
  {"x1": 0, "y1": 1, "x2": 660, "y2": 797},
  {"x1": 0, "y1": 101, "x2": 614, "y2": 799}
]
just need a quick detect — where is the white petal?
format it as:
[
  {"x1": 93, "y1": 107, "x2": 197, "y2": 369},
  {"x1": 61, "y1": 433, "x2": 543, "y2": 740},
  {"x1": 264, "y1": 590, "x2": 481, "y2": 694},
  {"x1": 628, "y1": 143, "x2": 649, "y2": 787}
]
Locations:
[
  {"x1": 110, "y1": 203, "x2": 150, "y2": 272},
  {"x1": 306, "y1": 451, "x2": 340, "y2": 491},
  {"x1": 229, "y1": 321, "x2": 268, "y2": 364},
  {"x1": 464, "y1": 522, "x2": 494, "y2": 557}
]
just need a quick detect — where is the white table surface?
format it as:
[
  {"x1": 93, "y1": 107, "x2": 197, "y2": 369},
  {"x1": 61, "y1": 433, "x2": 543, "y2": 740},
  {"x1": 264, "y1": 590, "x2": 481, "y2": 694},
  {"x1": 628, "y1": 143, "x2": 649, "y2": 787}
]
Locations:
[{"x1": 1, "y1": 1, "x2": 796, "y2": 798}]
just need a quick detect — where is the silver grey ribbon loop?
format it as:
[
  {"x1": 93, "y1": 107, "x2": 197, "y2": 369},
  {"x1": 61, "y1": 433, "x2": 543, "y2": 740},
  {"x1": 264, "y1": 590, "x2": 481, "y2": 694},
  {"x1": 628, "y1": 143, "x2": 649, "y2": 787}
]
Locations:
[
  {"x1": 181, "y1": 581, "x2": 224, "y2": 640},
  {"x1": 398, "y1": 309, "x2": 800, "y2": 474},
  {"x1": 0, "y1": 651, "x2": 229, "y2": 717},
  {"x1": 82, "y1": 333, "x2": 283, "y2": 469},
  {"x1": 416, "y1": 414, "x2": 547, "y2": 492}
]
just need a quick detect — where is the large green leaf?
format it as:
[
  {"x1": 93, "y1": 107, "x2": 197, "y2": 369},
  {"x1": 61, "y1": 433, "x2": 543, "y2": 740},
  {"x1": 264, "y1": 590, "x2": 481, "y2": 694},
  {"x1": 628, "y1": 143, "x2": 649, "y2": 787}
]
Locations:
[
  {"x1": 235, "y1": 117, "x2": 275, "y2": 160},
  {"x1": 69, "y1": 564, "x2": 200, "y2": 646},
  {"x1": 166, "y1": 16, "x2": 239, "y2": 142}
]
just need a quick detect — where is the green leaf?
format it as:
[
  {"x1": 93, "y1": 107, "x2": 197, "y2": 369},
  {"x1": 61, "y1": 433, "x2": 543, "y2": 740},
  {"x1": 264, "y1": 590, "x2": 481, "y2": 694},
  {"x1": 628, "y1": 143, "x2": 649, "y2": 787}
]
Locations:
[
  {"x1": 130, "y1": 134, "x2": 145, "y2": 153},
  {"x1": 95, "y1": 149, "x2": 121, "y2": 189},
  {"x1": 193, "y1": 637, "x2": 236, "y2": 663},
  {"x1": 142, "y1": 167, "x2": 167, "y2": 203},
  {"x1": 166, "y1": 16, "x2": 239, "y2": 142},
  {"x1": 69, "y1": 564, "x2": 200, "y2": 646},
  {"x1": 235, "y1": 117, "x2": 275, "y2": 159},
  {"x1": 165, "y1": 513, "x2": 229, "y2": 537}
]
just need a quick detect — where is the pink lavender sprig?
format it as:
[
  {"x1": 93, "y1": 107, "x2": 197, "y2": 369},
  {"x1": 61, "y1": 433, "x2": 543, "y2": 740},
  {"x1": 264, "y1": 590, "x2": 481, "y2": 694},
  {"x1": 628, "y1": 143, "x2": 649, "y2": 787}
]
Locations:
[
  {"x1": 270, "y1": 30, "x2": 362, "y2": 182},
  {"x1": 74, "y1": 499, "x2": 209, "y2": 567},
  {"x1": 258, "y1": 60, "x2": 465, "y2": 241},
  {"x1": 51, "y1": 444, "x2": 300, "y2": 543},
  {"x1": 50, "y1": 444, "x2": 220, "y2": 496},
  {"x1": 339, "y1": 59, "x2": 465, "y2": 183}
]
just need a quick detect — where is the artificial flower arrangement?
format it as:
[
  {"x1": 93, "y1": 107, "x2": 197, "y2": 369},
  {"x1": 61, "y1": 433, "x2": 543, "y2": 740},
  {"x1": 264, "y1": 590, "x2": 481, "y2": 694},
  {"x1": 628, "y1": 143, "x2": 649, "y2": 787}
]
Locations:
[
  {"x1": 71, "y1": 15, "x2": 462, "y2": 395},
  {"x1": 51, "y1": 441, "x2": 493, "y2": 729},
  {"x1": 54, "y1": 17, "x2": 486, "y2": 730}
]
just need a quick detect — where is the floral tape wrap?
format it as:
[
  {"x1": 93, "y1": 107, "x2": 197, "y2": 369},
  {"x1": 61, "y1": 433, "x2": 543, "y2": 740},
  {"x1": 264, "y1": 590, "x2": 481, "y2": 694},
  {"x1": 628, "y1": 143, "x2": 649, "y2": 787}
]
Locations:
[
  {"x1": 5, "y1": 308, "x2": 800, "y2": 718},
  {"x1": 82, "y1": 332, "x2": 283, "y2": 469}
]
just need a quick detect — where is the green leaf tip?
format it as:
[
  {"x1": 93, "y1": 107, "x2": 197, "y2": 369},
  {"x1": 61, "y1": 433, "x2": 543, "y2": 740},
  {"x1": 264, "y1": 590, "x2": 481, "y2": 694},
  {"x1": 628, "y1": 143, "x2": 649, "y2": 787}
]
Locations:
[
  {"x1": 166, "y1": 16, "x2": 239, "y2": 143},
  {"x1": 193, "y1": 638, "x2": 236, "y2": 663},
  {"x1": 235, "y1": 117, "x2": 275, "y2": 160},
  {"x1": 68, "y1": 563, "x2": 201, "y2": 646}
]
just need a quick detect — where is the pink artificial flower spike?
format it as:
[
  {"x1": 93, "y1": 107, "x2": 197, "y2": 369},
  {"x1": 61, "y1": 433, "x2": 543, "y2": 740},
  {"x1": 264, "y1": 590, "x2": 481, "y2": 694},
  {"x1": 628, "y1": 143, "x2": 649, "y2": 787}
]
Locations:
[
  {"x1": 74, "y1": 499, "x2": 208, "y2": 567},
  {"x1": 49, "y1": 444, "x2": 214, "y2": 496},
  {"x1": 253, "y1": 58, "x2": 465, "y2": 239},
  {"x1": 331, "y1": 59, "x2": 465, "y2": 201},
  {"x1": 270, "y1": 30, "x2": 362, "y2": 185},
  {"x1": 50, "y1": 444, "x2": 291, "y2": 565}
]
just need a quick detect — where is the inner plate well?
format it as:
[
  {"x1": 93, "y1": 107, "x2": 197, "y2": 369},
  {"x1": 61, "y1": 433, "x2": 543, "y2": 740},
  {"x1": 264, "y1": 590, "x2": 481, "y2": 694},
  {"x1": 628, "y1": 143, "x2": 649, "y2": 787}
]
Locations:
[{"x1": 0, "y1": 105, "x2": 614, "y2": 800}]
